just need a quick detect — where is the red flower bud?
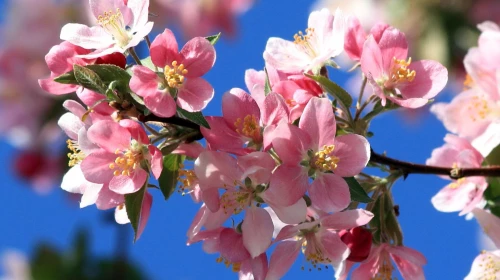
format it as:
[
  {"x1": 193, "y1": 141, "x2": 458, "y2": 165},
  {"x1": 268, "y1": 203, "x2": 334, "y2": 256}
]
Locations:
[
  {"x1": 339, "y1": 227, "x2": 373, "y2": 262},
  {"x1": 13, "y1": 150, "x2": 46, "y2": 179},
  {"x1": 95, "y1": 52, "x2": 127, "y2": 69}
]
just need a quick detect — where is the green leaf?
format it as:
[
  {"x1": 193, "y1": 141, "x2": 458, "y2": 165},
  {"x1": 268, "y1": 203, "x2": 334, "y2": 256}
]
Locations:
[
  {"x1": 54, "y1": 70, "x2": 77, "y2": 84},
  {"x1": 124, "y1": 185, "x2": 147, "y2": 242},
  {"x1": 363, "y1": 99, "x2": 400, "y2": 121},
  {"x1": 344, "y1": 177, "x2": 372, "y2": 203},
  {"x1": 264, "y1": 67, "x2": 272, "y2": 95},
  {"x1": 140, "y1": 56, "x2": 156, "y2": 71},
  {"x1": 73, "y1": 64, "x2": 107, "y2": 94},
  {"x1": 177, "y1": 107, "x2": 210, "y2": 129},
  {"x1": 306, "y1": 74, "x2": 353, "y2": 108},
  {"x1": 483, "y1": 144, "x2": 500, "y2": 199},
  {"x1": 158, "y1": 154, "x2": 185, "y2": 200},
  {"x1": 85, "y1": 64, "x2": 131, "y2": 93},
  {"x1": 105, "y1": 81, "x2": 119, "y2": 101},
  {"x1": 206, "y1": 32, "x2": 221, "y2": 45}
]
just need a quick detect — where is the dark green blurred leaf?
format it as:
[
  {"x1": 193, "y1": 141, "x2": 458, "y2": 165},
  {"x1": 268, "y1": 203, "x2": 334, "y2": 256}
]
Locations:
[
  {"x1": 31, "y1": 244, "x2": 64, "y2": 280},
  {"x1": 159, "y1": 154, "x2": 185, "y2": 200},
  {"x1": 344, "y1": 177, "x2": 372, "y2": 203},
  {"x1": 177, "y1": 107, "x2": 210, "y2": 129}
]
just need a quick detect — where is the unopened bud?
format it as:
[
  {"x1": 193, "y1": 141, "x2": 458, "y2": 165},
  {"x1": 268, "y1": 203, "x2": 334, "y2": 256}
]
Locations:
[
  {"x1": 95, "y1": 52, "x2": 127, "y2": 69},
  {"x1": 340, "y1": 227, "x2": 372, "y2": 262}
]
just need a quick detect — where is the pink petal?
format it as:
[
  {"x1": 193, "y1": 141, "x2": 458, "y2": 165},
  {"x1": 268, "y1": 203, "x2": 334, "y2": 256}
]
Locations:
[
  {"x1": 119, "y1": 119, "x2": 149, "y2": 143},
  {"x1": 181, "y1": 37, "x2": 216, "y2": 77},
  {"x1": 266, "y1": 240, "x2": 301, "y2": 280},
  {"x1": 333, "y1": 134, "x2": 370, "y2": 177},
  {"x1": 388, "y1": 246, "x2": 427, "y2": 266},
  {"x1": 109, "y1": 169, "x2": 148, "y2": 194},
  {"x1": 250, "y1": 253, "x2": 268, "y2": 280},
  {"x1": 344, "y1": 15, "x2": 366, "y2": 61},
  {"x1": 360, "y1": 36, "x2": 384, "y2": 79},
  {"x1": 201, "y1": 117, "x2": 247, "y2": 155},
  {"x1": 219, "y1": 228, "x2": 251, "y2": 263},
  {"x1": 266, "y1": 199, "x2": 307, "y2": 225},
  {"x1": 125, "y1": 21, "x2": 154, "y2": 50},
  {"x1": 96, "y1": 186, "x2": 125, "y2": 210},
  {"x1": 115, "y1": 205, "x2": 130, "y2": 224},
  {"x1": 397, "y1": 60, "x2": 448, "y2": 100},
  {"x1": 242, "y1": 207, "x2": 274, "y2": 258},
  {"x1": 309, "y1": 173, "x2": 350, "y2": 213},
  {"x1": 149, "y1": 145, "x2": 163, "y2": 179},
  {"x1": 172, "y1": 142, "x2": 205, "y2": 158},
  {"x1": 271, "y1": 123, "x2": 311, "y2": 164},
  {"x1": 321, "y1": 209, "x2": 374, "y2": 230},
  {"x1": 472, "y1": 208, "x2": 500, "y2": 248},
  {"x1": 80, "y1": 182, "x2": 103, "y2": 208},
  {"x1": 90, "y1": 0, "x2": 131, "y2": 23},
  {"x1": 58, "y1": 113, "x2": 84, "y2": 140},
  {"x1": 378, "y1": 27, "x2": 409, "y2": 71},
  {"x1": 261, "y1": 92, "x2": 290, "y2": 126},
  {"x1": 61, "y1": 165, "x2": 87, "y2": 194},
  {"x1": 144, "y1": 90, "x2": 177, "y2": 117},
  {"x1": 200, "y1": 188, "x2": 221, "y2": 212},
  {"x1": 87, "y1": 121, "x2": 131, "y2": 152},
  {"x1": 177, "y1": 78, "x2": 214, "y2": 112},
  {"x1": 127, "y1": 0, "x2": 150, "y2": 28},
  {"x1": 130, "y1": 65, "x2": 160, "y2": 98},
  {"x1": 39, "y1": 79, "x2": 78, "y2": 95},
  {"x1": 80, "y1": 151, "x2": 116, "y2": 184},
  {"x1": 222, "y1": 89, "x2": 260, "y2": 131},
  {"x1": 194, "y1": 151, "x2": 242, "y2": 190},
  {"x1": 299, "y1": 97, "x2": 337, "y2": 149},
  {"x1": 266, "y1": 165, "x2": 308, "y2": 206},
  {"x1": 238, "y1": 152, "x2": 275, "y2": 185},
  {"x1": 390, "y1": 252, "x2": 426, "y2": 280},
  {"x1": 264, "y1": 38, "x2": 310, "y2": 73},
  {"x1": 150, "y1": 28, "x2": 181, "y2": 68},
  {"x1": 136, "y1": 191, "x2": 153, "y2": 240},
  {"x1": 431, "y1": 179, "x2": 485, "y2": 214},
  {"x1": 318, "y1": 229, "x2": 350, "y2": 263},
  {"x1": 60, "y1": 24, "x2": 113, "y2": 50}
]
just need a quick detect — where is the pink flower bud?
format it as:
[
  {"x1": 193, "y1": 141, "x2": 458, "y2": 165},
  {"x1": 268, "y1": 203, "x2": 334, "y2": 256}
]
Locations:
[
  {"x1": 13, "y1": 151, "x2": 46, "y2": 179},
  {"x1": 340, "y1": 227, "x2": 372, "y2": 262}
]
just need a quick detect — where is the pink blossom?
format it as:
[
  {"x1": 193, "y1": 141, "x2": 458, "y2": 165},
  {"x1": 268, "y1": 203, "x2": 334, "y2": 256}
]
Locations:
[
  {"x1": 201, "y1": 89, "x2": 289, "y2": 154},
  {"x1": 465, "y1": 209, "x2": 500, "y2": 279},
  {"x1": 426, "y1": 134, "x2": 487, "y2": 215},
  {"x1": 343, "y1": 244, "x2": 426, "y2": 280},
  {"x1": 344, "y1": 16, "x2": 389, "y2": 61},
  {"x1": 129, "y1": 28, "x2": 215, "y2": 117},
  {"x1": 264, "y1": 8, "x2": 345, "y2": 74},
  {"x1": 360, "y1": 27, "x2": 448, "y2": 108},
  {"x1": 80, "y1": 119, "x2": 162, "y2": 194},
  {"x1": 266, "y1": 209, "x2": 373, "y2": 279},
  {"x1": 267, "y1": 97, "x2": 370, "y2": 212},
  {"x1": 60, "y1": 0, "x2": 153, "y2": 58}
]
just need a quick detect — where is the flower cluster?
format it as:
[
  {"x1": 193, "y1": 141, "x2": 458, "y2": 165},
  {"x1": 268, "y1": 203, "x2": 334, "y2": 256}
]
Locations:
[{"x1": 44, "y1": 0, "x2": 500, "y2": 279}]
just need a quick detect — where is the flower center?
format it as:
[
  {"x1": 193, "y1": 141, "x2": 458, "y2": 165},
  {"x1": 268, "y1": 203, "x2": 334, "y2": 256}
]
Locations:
[
  {"x1": 109, "y1": 148, "x2": 143, "y2": 176},
  {"x1": 478, "y1": 250, "x2": 500, "y2": 278},
  {"x1": 293, "y1": 27, "x2": 317, "y2": 58},
  {"x1": 301, "y1": 236, "x2": 331, "y2": 271},
  {"x1": 216, "y1": 256, "x2": 241, "y2": 273},
  {"x1": 164, "y1": 61, "x2": 188, "y2": 88},
  {"x1": 67, "y1": 139, "x2": 85, "y2": 167},
  {"x1": 313, "y1": 145, "x2": 340, "y2": 172},
  {"x1": 177, "y1": 165, "x2": 198, "y2": 196},
  {"x1": 220, "y1": 189, "x2": 251, "y2": 215},
  {"x1": 97, "y1": 8, "x2": 131, "y2": 48},
  {"x1": 373, "y1": 254, "x2": 396, "y2": 280},
  {"x1": 468, "y1": 95, "x2": 497, "y2": 122},
  {"x1": 387, "y1": 57, "x2": 416, "y2": 86},
  {"x1": 234, "y1": 115, "x2": 260, "y2": 140}
]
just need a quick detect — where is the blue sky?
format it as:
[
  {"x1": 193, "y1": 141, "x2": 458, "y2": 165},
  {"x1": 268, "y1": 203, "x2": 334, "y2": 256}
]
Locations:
[{"x1": 0, "y1": 0, "x2": 482, "y2": 279}]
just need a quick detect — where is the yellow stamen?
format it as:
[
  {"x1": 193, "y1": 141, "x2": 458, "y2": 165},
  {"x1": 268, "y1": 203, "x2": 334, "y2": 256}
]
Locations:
[
  {"x1": 66, "y1": 139, "x2": 85, "y2": 167},
  {"x1": 313, "y1": 145, "x2": 340, "y2": 172},
  {"x1": 234, "y1": 115, "x2": 260, "y2": 140},
  {"x1": 109, "y1": 148, "x2": 143, "y2": 177},
  {"x1": 164, "y1": 60, "x2": 189, "y2": 88},
  {"x1": 389, "y1": 57, "x2": 416, "y2": 85},
  {"x1": 97, "y1": 8, "x2": 131, "y2": 47}
]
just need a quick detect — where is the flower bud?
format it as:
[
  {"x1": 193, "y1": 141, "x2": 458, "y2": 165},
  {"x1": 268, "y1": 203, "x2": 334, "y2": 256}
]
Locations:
[
  {"x1": 339, "y1": 226, "x2": 372, "y2": 262},
  {"x1": 95, "y1": 52, "x2": 127, "y2": 69},
  {"x1": 13, "y1": 150, "x2": 46, "y2": 179}
]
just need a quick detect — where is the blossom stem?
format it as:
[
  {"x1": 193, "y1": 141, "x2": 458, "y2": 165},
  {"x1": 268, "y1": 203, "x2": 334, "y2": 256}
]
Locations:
[
  {"x1": 128, "y1": 48, "x2": 143, "y2": 66},
  {"x1": 356, "y1": 75, "x2": 368, "y2": 110},
  {"x1": 370, "y1": 149, "x2": 500, "y2": 179},
  {"x1": 354, "y1": 95, "x2": 376, "y2": 122},
  {"x1": 145, "y1": 35, "x2": 152, "y2": 49}
]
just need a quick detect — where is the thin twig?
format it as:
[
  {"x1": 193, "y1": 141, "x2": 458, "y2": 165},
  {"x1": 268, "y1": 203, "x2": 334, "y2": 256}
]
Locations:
[
  {"x1": 356, "y1": 76, "x2": 368, "y2": 110},
  {"x1": 128, "y1": 48, "x2": 142, "y2": 66},
  {"x1": 370, "y1": 149, "x2": 500, "y2": 179}
]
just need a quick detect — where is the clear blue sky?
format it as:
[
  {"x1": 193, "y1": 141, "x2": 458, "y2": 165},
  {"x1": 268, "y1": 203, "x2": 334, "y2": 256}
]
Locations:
[{"x1": 0, "y1": 0, "x2": 481, "y2": 279}]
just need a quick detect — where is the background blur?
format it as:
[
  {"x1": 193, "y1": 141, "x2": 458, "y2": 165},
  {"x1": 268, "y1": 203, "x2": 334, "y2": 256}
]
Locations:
[{"x1": 0, "y1": 0, "x2": 497, "y2": 279}]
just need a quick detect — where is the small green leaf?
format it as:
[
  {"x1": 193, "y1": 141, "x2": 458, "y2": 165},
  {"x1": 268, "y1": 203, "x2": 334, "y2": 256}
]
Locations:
[
  {"x1": 85, "y1": 64, "x2": 132, "y2": 93},
  {"x1": 74, "y1": 64, "x2": 107, "y2": 94},
  {"x1": 124, "y1": 185, "x2": 147, "y2": 242},
  {"x1": 344, "y1": 177, "x2": 372, "y2": 203},
  {"x1": 140, "y1": 56, "x2": 156, "y2": 71},
  {"x1": 483, "y1": 144, "x2": 500, "y2": 199},
  {"x1": 264, "y1": 67, "x2": 272, "y2": 95},
  {"x1": 306, "y1": 74, "x2": 353, "y2": 108},
  {"x1": 105, "y1": 81, "x2": 119, "y2": 101},
  {"x1": 363, "y1": 99, "x2": 400, "y2": 121},
  {"x1": 206, "y1": 32, "x2": 221, "y2": 45},
  {"x1": 54, "y1": 70, "x2": 77, "y2": 84},
  {"x1": 158, "y1": 154, "x2": 185, "y2": 200},
  {"x1": 177, "y1": 107, "x2": 210, "y2": 129}
]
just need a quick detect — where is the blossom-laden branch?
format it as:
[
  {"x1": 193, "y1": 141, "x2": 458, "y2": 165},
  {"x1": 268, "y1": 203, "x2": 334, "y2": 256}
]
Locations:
[{"x1": 370, "y1": 149, "x2": 500, "y2": 179}]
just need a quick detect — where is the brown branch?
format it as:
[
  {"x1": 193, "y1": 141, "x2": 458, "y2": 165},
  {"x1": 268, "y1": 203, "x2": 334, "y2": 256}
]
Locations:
[
  {"x1": 370, "y1": 149, "x2": 500, "y2": 179},
  {"x1": 139, "y1": 114, "x2": 200, "y2": 130}
]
